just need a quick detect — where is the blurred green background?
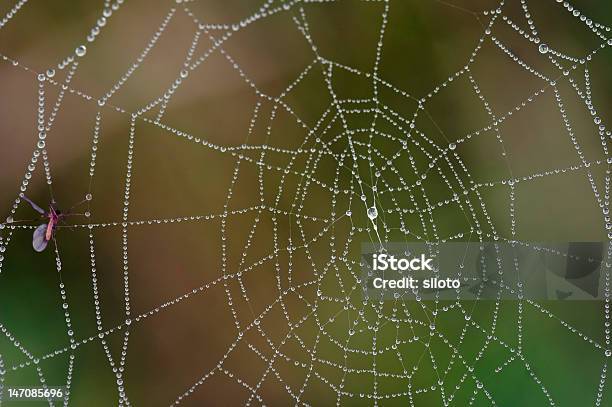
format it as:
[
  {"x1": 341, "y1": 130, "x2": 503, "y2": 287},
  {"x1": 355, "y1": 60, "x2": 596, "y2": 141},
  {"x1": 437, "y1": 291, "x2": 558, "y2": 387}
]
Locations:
[{"x1": 1, "y1": 0, "x2": 612, "y2": 405}]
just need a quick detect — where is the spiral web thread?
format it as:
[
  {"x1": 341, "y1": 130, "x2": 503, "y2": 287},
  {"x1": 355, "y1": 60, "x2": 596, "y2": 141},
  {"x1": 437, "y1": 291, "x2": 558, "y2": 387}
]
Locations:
[{"x1": 0, "y1": 0, "x2": 611, "y2": 405}]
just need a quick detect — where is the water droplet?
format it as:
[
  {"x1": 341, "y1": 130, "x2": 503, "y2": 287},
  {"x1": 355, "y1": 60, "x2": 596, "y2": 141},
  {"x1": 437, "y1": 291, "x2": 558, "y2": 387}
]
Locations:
[
  {"x1": 75, "y1": 45, "x2": 87, "y2": 57},
  {"x1": 367, "y1": 206, "x2": 378, "y2": 220},
  {"x1": 449, "y1": 143, "x2": 456, "y2": 150},
  {"x1": 538, "y1": 43, "x2": 549, "y2": 54}
]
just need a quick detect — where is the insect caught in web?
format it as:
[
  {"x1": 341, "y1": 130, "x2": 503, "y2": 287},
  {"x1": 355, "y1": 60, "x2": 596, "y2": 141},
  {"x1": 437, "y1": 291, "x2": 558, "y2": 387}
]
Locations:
[{"x1": 17, "y1": 193, "x2": 90, "y2": 252}]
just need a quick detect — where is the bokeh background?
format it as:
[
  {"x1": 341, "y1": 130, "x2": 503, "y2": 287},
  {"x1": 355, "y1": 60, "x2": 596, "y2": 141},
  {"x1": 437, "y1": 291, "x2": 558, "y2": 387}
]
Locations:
[{"x1": 1, "y1": 0, "x2": 612, "y2": 405}]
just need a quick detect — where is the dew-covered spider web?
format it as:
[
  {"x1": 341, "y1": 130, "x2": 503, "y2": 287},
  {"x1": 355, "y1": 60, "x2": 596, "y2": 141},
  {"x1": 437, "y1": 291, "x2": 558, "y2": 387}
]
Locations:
[{"x1": 0, "y1": 0, "x2": 612, "y2": 405}]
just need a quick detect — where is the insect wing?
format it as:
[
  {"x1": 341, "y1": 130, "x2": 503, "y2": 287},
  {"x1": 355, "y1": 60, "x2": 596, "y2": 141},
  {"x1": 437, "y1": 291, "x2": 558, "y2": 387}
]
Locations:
[
  {"x1": 33, "y1": 223, "x2": 49, "y2": 252},
  {"x1": 21, "y1": 194, "x2": 45, "y2": 215}
]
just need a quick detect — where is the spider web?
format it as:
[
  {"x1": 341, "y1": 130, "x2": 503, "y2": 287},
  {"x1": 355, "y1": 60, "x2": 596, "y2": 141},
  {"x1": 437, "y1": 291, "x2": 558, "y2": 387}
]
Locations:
[{"x1": 0, "y1": 0, "x2": 611, "y2": 405}]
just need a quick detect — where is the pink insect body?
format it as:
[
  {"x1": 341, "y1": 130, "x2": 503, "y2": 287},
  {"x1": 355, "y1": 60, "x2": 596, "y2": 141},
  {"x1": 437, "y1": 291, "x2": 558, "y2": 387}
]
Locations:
[
  {"x1": 18, "y1": 193, "x2": 86, "y2": 252},
  {"x1": 21, "y1": 194, "x2": 62, "y2": 252},
  {"x1": 46, "y1": 206, "x2": 59, "y2": 241}
]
